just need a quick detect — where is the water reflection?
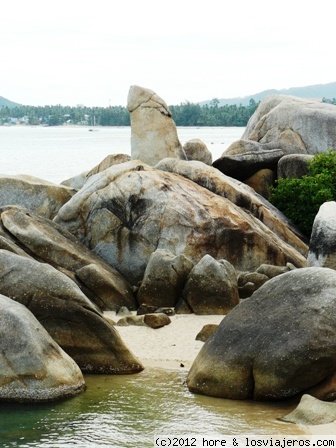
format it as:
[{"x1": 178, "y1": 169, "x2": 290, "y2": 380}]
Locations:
[{"x1": 0, "y1": 368, "x2": 305, "y2": 448}]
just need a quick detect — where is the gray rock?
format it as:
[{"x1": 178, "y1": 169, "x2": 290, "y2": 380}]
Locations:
[
  {"x1": 183, "y1": 139, "x2": 212, "y2": 165},
  {"x1": 280, "y1": 394, "x2": 336, "y2": 425},
  {"x1": 183, "y1": 255, "x2": 239, "y2": 314},
  {"x1": 0, "y1": 294, "x2": 85, "y2": 402},
  {"x1": 242, "y1": 95, "x2": 336, "y2": 154},
  {"x1": 0, "y1": 205, "x2": 136, "y2": 311},
  {"x1": 307, "y1": 201, "x2": 336, "y2": 269},
  {"x1": 0, "y1": 174, "x2": 74, "y2": 219},
  {"x1": 277, "y1": 154, "x2": 314, "y2": 179},
  {"x1": 187, "y1": 267, "x2": 336, "y2": 401},
  {"x1": 0, "y1": 249, "x2": 143, "y2": 374},
  {"x1": 137, "y1": 249, "x2": 194, "y2": 308}
]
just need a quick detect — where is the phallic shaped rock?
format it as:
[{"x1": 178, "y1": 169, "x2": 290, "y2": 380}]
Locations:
[
  {"x1": 187, "y1": 267, "x2": 336, "y2": 401},
  {"x1": 55, "y1": 161, "x2": 307, "y2": 286},
  {"x1": 127, "y1": 85, "x2": 185, "y2": 165},
  {"x1": 0, "y1": 294, "x2": 85, "y2": 402},
  {"x1": 307, "y1": 201, "x2": 336, "y2": 270},
  {"x1": 0, "y1": 174, "x2": 75, "y2": 219},
  {"x1": 183, "y1": 255, "x2": 239, "y2": 314},
  {"x1": 0, "y1": 250, "x2": 143, "y2": 374},
  {"x1": 0, "y1": 206, "x2": 136, "y2": 311}
]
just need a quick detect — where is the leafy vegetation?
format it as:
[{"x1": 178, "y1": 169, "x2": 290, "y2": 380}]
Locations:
[
  {"x1": 270, "y1": 150, "x2": 336, "y2": 237},
  {"x1": 0, "y1": 99, "x2": 259, "y2": 127}
]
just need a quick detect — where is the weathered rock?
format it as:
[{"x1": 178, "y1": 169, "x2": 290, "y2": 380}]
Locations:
[
  {"x1": 237, "y1": 271, "x2": 269, "y2": 298},
  {"x1": 61, "y1": 154, "x2": 131, "y2": 190},
  {"x1": 244, "y1": 169, "x2": 275, "y2": 199},
  {"x1": 54, "y1": 160, "x2": 307, "y2": 285},
  {"x1": 127, "y1": 85, "x2": 184, "y2": 165},
  {"x1": 137, "y1": 249, "x2": 194, "y2": 308},
  {"x1": 156, "y1": 158, "x2": 309, "y2": 253},
  {"x1": 195, "y1": 324, "x2": 219, "y2": 342},
  {"x1": 0, "y1": 174, "x2": 75, "y2": 219},
  {"x1": 137, "y1": 303, "x2": 157, "y2": 315},
  {"x1": 280, "y1": 394, "x2": 336, "y2": 425},
  {"x1": 256, "y1": 263, "x2": 290, "y2": 278},
  {"x1": 242, "y1": 95, "x2": 336, "y2": 154},
  {"x1": 0, "y1": 206, "x2": 136, "y2": 311},
  {"x1": 187, "y1": 267, "x2": 336, "y2": 401},
  {"x1": 277, "y1": 154, "x2": 313, "y2": 179},
  {"x1": 213, "y1": 148, "x2": 284, "y2": 181},
  {"x1": 116, "y1": 313, "x2": 171, "y2": 329},
  {"x1": 143, "y1": 313, "x2": 171, "y2": 329},
  {"x1": 183, "y1": 139, "x2": 212, "y2": 165},
  {"x1": 307, "y1": 201, "x2": 336, "y2": 269},
  {"x1": 0, "y1": 250, "x2": 143, "y2": 374},
  {"x1": 213, "y1": 139, "x2": 306, "y2": 180},
  {"x1": 183, "y1": 255, "x2": 239, "y2": 314},
  {"x1": 0, "y1": 294, "x2": 85, "y2": 402}
]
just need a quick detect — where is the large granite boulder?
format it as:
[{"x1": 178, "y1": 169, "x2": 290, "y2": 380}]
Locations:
[
  {"x1": 156, "y1": 158, "x2": 309, "y2": 253},
  {"x1": 0, "y1": 294, "x2": 85, "y2": 402},
  {"x1": 307, "y1": 201, "x2": 336, "y2": 269},
  {"x1": 54, "y1": 160, "x2": 307, "y2": 286},
  {"x1": 0, "y1": 205, "x2": 137, "y2": 311},
  {"x1": 242, "y1": 95, "x2": 336, "y2": 154},
  {"x1": 182, "y1": 255, "x2": 239, "y2": 314},
  {"x1": 213, "y1": 140, "x2": 306, "y2": 181},
  {"x1": 0, "y1": 174, "x2": 74, "y2": 219},
  {"x1": 187, "y1": 267, "x2": 336, "y2": 401},
  {"x1": 0, "y1": 249, "x2": 143, "y2": 374},
  {"x1": 127, "y1": 85, "x2": 185, "y2": 165}
]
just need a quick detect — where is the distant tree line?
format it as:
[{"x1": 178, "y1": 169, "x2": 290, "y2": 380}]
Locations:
[
  {"x1": 0, "y1": 98, "x2": 261, "y2": 127},
  {"x1": 2, "y1": 97, "x2": 335, "y2": 127},
  {"x1": 322, "y1": 97, "x2": 336, "y2": 105}
]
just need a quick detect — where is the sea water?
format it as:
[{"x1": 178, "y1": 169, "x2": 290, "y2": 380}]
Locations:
[
  {"x1": 0, "y1": 126, "x2": 307, "y2": 446},
  {"x1": 0, "y1": 126, "x2": 243, "y2": 183}
]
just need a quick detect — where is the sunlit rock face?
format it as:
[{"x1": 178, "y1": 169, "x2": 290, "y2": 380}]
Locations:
[
  {"x1": 127, "y1": 85, "x2": 184, "y2": 165},
  {"x1": 54, "y1": 160, "x2": 307, "y2": 286}
]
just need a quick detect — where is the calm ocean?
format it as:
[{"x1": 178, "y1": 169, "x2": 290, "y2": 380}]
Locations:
[{"x1": 0, "y1": 126, "x2": 244, "y2": 183}]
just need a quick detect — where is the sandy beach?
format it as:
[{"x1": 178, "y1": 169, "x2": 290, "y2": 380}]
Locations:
[
  {"x1": 105, "y1": 312, "x2": 336, "y2": 437},
  {"x1": 106, "y1": 312, "x2": 224, "y2": 370}
]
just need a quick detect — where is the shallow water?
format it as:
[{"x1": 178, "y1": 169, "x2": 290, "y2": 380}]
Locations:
[{"x1": 0, "y1": 369, "x2": 305, "y2": 448}]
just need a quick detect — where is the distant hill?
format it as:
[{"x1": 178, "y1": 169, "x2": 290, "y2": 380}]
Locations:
[
  {"x1": 201, "y1": 82, "x2": 336, "y2": 107},
  {"x1": 0, "y1": 96, "x2": 21, "y2": 108}
]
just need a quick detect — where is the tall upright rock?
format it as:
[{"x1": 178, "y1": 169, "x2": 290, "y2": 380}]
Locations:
[{"x1": 127, "y1": 85, "x2": 184, "y2": 165}]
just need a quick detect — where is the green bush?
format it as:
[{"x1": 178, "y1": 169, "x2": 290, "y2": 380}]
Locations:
[{"x1": 270, "y1": 150, "x2": 336, "y2": 237}]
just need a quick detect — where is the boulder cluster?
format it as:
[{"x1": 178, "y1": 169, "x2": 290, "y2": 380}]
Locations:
[{"x1": 1, "y1": 85, "x2": 336, "y2": 407}]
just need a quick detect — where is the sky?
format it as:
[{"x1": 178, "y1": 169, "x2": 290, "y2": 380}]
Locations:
[{"x1": 1, "y1": 0, "x2": 335, "y2": 107}]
